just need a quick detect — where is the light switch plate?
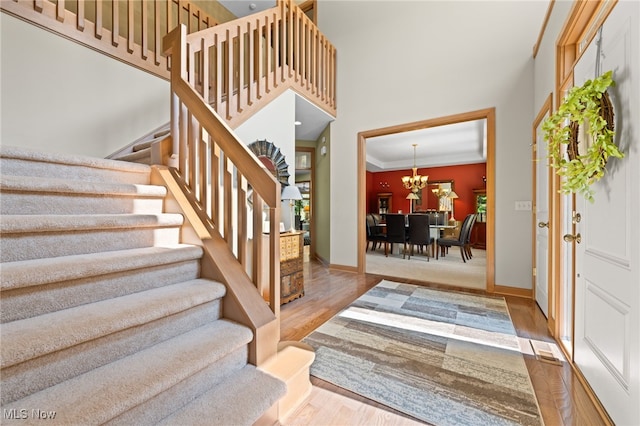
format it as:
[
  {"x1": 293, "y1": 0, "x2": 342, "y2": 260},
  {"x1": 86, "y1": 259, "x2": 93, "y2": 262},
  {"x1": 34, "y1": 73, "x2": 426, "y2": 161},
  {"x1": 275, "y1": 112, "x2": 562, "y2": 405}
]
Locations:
[{"x1": 515, "y1": 201, "x2": 532, "y2": 211}]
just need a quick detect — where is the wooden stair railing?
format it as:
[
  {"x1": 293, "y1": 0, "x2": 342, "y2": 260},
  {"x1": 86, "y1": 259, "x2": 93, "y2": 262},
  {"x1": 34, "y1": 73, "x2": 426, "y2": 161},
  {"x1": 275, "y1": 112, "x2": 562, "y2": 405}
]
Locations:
[
  {"x1": 184, "y1": 0, "x2": 336, "y2": 128},
  {"x1": 3, "y1": 0, "x2": 337, "y2": 128},
  {"x1": 164, "y1": 24, "x2": 283, "y2": 338},
  {"x1": 1, "y1": 0, "x2": 221, "y2": 79}
]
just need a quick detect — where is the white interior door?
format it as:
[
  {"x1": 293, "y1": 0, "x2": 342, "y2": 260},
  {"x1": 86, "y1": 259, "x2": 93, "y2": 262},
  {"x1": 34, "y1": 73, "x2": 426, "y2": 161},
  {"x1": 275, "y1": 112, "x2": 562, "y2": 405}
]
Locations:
[
  {"x1": 571, "y1": 2, "x2": 639, "y2": 424},
  {"x1": 534, "y1": 104, "x2": 551, "y2": 318}
]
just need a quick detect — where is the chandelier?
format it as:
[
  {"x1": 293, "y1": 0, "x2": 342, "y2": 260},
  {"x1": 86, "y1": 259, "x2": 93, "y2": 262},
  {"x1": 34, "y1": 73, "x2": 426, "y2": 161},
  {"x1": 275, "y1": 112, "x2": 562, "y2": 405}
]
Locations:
[{"x1": 401, "y1": 144, "x2": 428, "y2": 193}]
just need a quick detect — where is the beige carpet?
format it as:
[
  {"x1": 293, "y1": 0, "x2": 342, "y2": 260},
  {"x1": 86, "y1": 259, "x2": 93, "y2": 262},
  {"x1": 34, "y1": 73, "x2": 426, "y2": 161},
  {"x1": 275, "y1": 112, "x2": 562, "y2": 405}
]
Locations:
[{"x1": 365, "y1": 245, "x2": 486, "y2": 290}]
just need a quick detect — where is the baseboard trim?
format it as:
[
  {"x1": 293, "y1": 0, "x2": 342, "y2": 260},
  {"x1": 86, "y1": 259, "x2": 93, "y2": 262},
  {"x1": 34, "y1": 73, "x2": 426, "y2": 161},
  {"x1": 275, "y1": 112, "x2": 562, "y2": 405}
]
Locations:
[
  {"x1": 493, "y1": 285, "x2": 533, "y2": 299},
  {"x1": 329, "y1": 263, "x2": 358, "y2": 273}
]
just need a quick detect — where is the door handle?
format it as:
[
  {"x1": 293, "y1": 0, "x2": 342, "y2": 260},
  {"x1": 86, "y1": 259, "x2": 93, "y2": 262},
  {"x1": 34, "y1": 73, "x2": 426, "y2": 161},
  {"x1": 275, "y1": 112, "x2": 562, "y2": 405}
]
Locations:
[
  {"x1": 563, "y1": 233, "x2": 582, "y2": 244},
  {"x1": 538, "y1": 221, "x2": 549, "y2": 228}
]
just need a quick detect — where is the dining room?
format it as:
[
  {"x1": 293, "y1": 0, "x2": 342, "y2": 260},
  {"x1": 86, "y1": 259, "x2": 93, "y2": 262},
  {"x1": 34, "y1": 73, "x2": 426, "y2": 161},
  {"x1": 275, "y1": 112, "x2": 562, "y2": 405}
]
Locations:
[{"x1": 364, "y1": 116, "x2": 489, "y2": 291}]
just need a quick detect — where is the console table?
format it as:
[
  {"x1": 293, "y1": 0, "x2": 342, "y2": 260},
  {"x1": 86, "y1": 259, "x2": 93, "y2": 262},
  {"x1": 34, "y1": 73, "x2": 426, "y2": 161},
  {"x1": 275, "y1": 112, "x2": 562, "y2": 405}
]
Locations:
[{"x1": 279, "y1": 231, "x2": 305, "y2": 304}]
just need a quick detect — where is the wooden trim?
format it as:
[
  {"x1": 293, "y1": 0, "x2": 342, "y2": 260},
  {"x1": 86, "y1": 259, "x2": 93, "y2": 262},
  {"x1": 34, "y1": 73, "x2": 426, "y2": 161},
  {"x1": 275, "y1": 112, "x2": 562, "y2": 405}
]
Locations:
[
  {"x1": 329, "y1": 263, "x2": 358, "y2": 273},
  {"x1": 550, "y1": 2, "x2": 619, "y2": 424},
  {"x1": 493, "y1": 285, "x2": 533, "y2": 299},
  {"x1": 357, "y1": 108, "x2": 496, "y2": 292},
  {"x1": 533, "y1": 0, "x2": 555, "y2": 58},
  {"x1": 531, "y1": 93, "x2": 554, "y2": 333},
  {"x1": 298, "y1": 0, "x2": 316, "y2": 24},
  {"x1": 295, "y1": 147, "x2": 316, "y2": 259}
]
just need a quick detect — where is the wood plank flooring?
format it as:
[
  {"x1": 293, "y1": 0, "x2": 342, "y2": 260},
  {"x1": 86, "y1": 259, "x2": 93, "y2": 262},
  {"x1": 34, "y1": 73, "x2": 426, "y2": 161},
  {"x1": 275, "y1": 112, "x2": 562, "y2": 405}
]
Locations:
[{"x1": 279, "y1": 255, "x2": 607, "y2": 426}]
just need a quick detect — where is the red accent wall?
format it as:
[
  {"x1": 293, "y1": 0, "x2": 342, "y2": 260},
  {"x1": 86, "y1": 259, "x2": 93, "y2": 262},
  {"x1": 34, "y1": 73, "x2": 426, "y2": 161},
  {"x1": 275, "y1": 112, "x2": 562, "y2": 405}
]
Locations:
[{"x1": 367, "y1": 163, "x2": 486, "y2": 219}]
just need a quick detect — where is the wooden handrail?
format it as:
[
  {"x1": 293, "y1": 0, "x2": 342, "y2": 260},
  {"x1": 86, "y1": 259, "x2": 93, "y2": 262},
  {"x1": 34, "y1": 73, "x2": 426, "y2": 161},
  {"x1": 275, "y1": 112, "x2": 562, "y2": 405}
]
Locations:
[
  {"x1": 164, "y1": 24, "x2": 282, "y2": 319},
  {"x1": 183, "y1": 0, "x2": 337, "y2": 127},
  {"x1": 1, "y1": 0, "x2": 221, "y2": 79},
  {"x1": 3, "y1": 0, "x2": 337, "y2": 126}
]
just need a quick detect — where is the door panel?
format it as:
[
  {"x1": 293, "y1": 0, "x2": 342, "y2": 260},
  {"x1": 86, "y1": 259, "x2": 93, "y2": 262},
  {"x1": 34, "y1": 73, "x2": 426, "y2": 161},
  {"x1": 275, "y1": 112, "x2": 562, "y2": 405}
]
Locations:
[
  {"x1": 534, "y1": 100, "x2": 551, "y2": 318},
  {"x1": 572, "y1": 2, "x2": 639, "y2": 424}
]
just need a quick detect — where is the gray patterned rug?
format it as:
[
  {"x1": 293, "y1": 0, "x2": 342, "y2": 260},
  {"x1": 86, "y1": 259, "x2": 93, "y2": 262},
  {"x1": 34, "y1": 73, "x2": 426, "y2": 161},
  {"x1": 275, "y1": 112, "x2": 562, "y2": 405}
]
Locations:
[{"x1": 302, "y1": 280, "x2": 542, "y2": 426}]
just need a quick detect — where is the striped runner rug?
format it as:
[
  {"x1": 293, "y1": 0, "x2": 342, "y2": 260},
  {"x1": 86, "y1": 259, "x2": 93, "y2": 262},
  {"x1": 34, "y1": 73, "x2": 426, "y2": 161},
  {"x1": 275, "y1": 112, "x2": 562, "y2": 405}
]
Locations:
[{"x1": 302, "y1": 280, "x2": 543, "y2": 426}]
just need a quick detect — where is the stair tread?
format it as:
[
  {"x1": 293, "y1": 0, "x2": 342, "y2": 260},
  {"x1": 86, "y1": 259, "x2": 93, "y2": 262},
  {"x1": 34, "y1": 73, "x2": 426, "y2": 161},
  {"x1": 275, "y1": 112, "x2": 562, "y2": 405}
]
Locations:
[
  {"x1": 0, "y1": 213, "x2": 184, "y2": 234},
  {"x1": 132, "y1": 140, "x2": 153, "y2": 152},
  {"x1": 117, "y1": 149, "x2": 151, "y2": 162},
  {"x1": 159, "y1": 365, "x2": 287, "y2": 426},
  {"x1": 1, "y1": 245, "x2": 204, "y2": 291},
  {"x1": 0, "y1": 145, "x2": 151, "y2": 174},
  {"x1": 1, "y1": 320, "x2": 253, "y2": 425},
  {"x1": 0, "y1": 174, "x2": 166, "y2": 197},
  {"x1": 1, "y1": 279, "x2": 226, "y2": 369}
]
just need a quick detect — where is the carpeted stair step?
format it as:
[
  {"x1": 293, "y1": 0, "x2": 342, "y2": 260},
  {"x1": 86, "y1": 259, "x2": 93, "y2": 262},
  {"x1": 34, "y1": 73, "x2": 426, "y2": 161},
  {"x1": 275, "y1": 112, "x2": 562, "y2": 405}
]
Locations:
[
  {"x1": 115, "y1": 148, "x2": 151, "y2": 165},
  {"x1": 0, "y1": 213, "x2": 184, "y2": 262},
  {"x1": 132, "y1": 140, "x2": 153, "y2": 152},
  {"x1": 0, "y1": 146, "x2": 151, "y2": 185},
  {"x1": 0, "y1": 175, "x2": 166, "y2": 215},
  {"x1": 157, "y1": 365, "x2": 287, "y2": 426},
  {"x1": 1, "y1": 245, "x2": 204, "y2": 322},
  {"x1": 1, "y1": 279, "x2": 227, "y2": 404},
  {"x1": 0, "y1": 320, "x2": 258, "y2": 425}
]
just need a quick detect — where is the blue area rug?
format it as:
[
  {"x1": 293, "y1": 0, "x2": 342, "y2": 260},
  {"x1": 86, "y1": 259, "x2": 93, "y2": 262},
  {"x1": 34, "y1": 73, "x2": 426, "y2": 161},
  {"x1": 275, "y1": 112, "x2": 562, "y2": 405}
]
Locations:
[{"x1": 302, "y1": 280, "x2": 542, "y2": 426}]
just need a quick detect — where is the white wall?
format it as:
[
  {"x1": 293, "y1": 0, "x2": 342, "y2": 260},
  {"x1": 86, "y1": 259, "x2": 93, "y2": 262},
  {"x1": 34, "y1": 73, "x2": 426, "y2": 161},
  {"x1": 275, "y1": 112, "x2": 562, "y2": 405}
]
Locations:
[
  {"x1": 534, "y1": 1, "x2": 573, "y2": 112},
  {"x1": 235, "y1": 90, "x2": 297, "y2": 229},
  {"x1": 0, "y1": 13, "x2": 169, "y2": 158},
  {"x1": 318, "y1": 1, "x2": 547, "y2": 288}
]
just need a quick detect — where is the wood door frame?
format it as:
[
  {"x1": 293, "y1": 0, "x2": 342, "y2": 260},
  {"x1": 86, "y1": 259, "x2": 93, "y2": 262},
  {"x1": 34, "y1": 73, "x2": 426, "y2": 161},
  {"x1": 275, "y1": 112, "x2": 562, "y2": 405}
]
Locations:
[
  {"x1": 532, "y1": 93, "x2": 554, "y2": 332},
  {"x1": 295, "y1": 146, "x2": 316, "y2": 259},
  {"x1": 551, "y1": 1, "x2": 617, "y2": 424},
  {"x1": 357, "y1": 108, "x2": 496, "y2": 292}
]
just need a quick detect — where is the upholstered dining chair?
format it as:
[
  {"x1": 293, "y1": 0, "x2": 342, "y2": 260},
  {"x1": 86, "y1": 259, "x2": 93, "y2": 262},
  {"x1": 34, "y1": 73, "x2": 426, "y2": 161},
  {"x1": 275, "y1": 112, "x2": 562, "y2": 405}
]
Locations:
[
  {"x1": 407, "y1": 214, "x2": 434, "y2": 260},
  {"x1": 384, "y1": 213, "x2": 408, "y2": 258},
  {"x1": 436, "y1": 214, "x2": 474, "y2": 262},
  {"x1": 366, "y1": 214, "x2": 386, "y2": 251},
  {"x1": 463, "y1": 213, "x2": 477, "y2": 260}
]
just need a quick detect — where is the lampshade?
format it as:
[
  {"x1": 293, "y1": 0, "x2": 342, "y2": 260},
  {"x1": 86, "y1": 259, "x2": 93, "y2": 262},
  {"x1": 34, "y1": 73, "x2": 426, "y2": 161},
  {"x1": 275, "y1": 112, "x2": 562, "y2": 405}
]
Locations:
[
  {"x1": 448, "y1": 191, "x2": 459, "y2": 199},
  {"x1": 281, "y1": 185, "x2": 302, "y2": 200},
  {"x1": 406, "y1": 193, "x2": 419, "y2": 200}
]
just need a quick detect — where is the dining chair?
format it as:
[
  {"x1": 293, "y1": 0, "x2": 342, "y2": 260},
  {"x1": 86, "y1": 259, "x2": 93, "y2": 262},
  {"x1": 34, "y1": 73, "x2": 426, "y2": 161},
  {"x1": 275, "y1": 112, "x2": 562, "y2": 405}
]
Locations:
[
  {"x1": 384, "y1": 213, "x2": 408, "y2": 258},
  {"x1": 407, "y1": 214, "x2": 434, "y2": 260},
  {"x1": 366, "y1": 214, "x2": 386, "y2": 251},
  {"x1": 463, "y1": 213, "x2": 477, "y2": 260},
  {"x1": 436, "y1": 214, "x2": 474, "y2": 262}
]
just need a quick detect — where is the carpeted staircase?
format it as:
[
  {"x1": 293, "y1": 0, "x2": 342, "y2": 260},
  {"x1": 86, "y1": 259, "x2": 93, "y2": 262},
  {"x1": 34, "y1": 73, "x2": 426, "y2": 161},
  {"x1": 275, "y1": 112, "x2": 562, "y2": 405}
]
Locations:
[
  {"x1": 0, "y1": 146, "x2": 286, "y2": 425},
  {"x1": 107, "y1": 127, "x2": 170, "y2": 165}
]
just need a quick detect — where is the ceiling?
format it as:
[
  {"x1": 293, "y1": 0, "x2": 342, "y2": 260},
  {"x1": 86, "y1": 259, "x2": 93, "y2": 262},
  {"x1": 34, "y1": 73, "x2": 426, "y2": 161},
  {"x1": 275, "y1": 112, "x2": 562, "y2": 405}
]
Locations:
[
  {"x1": 218, "y1": 1, "x2": 487, "y2": 171},
  {"x1": 366, "y1": 119, "x2": 487, "y2": 172}
]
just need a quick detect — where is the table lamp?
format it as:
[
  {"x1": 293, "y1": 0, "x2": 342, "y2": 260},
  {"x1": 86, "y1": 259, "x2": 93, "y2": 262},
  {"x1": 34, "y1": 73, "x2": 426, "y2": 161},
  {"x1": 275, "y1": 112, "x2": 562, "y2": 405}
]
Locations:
[{"x1": 281, "y1": 185, "x2": 303, "y2": 232}]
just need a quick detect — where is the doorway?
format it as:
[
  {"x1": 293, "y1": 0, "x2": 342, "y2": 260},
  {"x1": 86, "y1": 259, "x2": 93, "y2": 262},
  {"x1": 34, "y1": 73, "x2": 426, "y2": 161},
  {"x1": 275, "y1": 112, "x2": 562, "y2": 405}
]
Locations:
[
  {"x1": 552, "y1": 2, "x2": 639, "y2": 423},
  {"x1": 532, "y1": 94, "x2": 553, "y2": 323},
  {"x1": 357, "y1": 108, "x2": 496, "y2": 292},
  {"x1": 295, "y1": 147, "x2": 315, "y2": 260}
]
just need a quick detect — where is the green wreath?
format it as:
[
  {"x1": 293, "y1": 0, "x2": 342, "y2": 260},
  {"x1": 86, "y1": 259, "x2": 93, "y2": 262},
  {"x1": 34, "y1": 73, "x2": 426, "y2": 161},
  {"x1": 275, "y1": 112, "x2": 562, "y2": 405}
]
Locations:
[{"x1": 541, "y1": 70, "x2": 623, "y2": 202}]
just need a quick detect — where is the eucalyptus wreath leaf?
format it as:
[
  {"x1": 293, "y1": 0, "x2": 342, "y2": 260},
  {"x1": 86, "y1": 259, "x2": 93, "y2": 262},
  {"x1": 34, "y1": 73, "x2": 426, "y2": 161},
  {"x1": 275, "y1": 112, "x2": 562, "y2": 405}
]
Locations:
[{"x1": 542, "y1": 70, "x2": 623, "y2": 203}]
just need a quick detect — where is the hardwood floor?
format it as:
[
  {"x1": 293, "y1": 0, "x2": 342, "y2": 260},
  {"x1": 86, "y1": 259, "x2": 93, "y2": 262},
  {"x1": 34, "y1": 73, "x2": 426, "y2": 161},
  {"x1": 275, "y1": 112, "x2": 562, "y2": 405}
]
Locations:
[{"x1": 279, "y1": 256, "x2": 607, "y2": 426}]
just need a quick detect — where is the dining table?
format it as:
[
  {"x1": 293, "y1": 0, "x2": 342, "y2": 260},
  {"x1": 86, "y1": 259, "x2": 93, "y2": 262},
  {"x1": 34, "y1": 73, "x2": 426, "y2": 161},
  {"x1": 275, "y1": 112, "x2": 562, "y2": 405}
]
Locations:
[{"x1": 374, "y1": 220, "x2": 457, "y2": 257}]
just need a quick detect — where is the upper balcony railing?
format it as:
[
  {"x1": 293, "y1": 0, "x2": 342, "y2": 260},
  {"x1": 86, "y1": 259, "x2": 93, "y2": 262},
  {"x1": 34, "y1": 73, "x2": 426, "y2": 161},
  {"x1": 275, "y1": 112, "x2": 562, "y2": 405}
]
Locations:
[
  {"x1": 1, "y1": 0, "x2": 221, "y2": 79},
  {"x1": 183, "y1": 0, "x2": 336, "y2": 127},
  {"x1": 2, "y1": 0, "x2": 337, "y2": 126}
]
